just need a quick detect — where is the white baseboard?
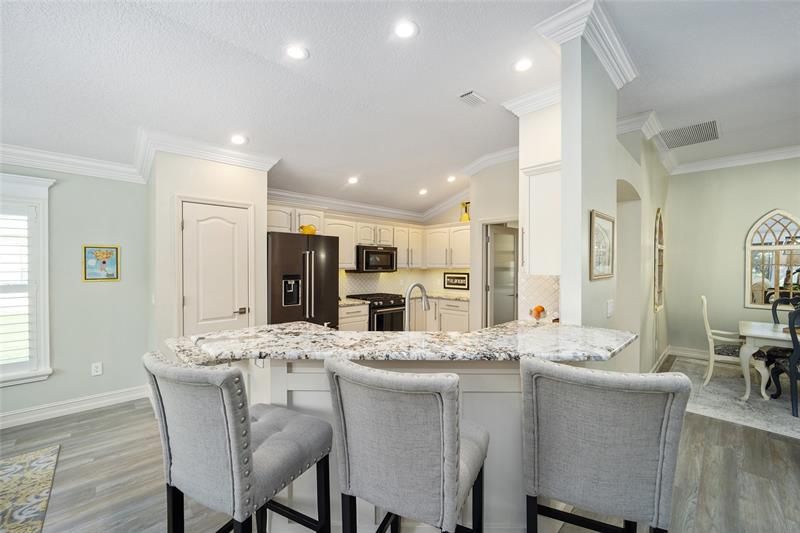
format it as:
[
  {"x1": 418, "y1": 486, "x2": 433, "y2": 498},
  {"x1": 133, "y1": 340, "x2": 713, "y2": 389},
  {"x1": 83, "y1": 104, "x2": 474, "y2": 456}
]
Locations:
[
  {"x1": 649, "y1": 345, "x2": 672, "y2": 373},
  {"x1": 0, "y1": 385, "x2": 150, "y2": 429},
  {"x1": 667, "y1": 345, "x2": 741, "y2": 367}
]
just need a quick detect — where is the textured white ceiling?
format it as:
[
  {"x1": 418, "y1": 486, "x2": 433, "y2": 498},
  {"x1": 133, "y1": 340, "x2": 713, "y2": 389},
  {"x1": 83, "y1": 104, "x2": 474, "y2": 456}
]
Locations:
[
  {"x1": 0, "y1": 1, "x2": 566, "y2": 210},
  {"x1": 608, "y1": 0, "x2": 800, "y2": 164}
]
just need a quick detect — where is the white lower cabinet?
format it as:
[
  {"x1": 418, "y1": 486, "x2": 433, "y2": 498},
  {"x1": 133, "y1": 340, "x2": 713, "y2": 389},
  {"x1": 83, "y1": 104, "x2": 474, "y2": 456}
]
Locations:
[
  {"x1": 338, "y1": 305, "x2": 369, "y2": 331},
  {"x1": 437, "y1": 299, "x2": 469, "y2": 332}
]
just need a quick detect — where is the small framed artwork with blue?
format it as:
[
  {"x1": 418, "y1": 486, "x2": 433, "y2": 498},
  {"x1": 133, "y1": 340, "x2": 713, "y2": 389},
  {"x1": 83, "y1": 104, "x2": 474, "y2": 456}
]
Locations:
[{"x1": 83, "y1": 245, "x2": 120, "y2": 282}]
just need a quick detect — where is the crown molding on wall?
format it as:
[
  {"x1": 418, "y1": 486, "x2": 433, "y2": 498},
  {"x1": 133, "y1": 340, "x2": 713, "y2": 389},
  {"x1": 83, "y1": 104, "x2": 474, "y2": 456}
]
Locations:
[
  {"x1": 521, "y1": 160, "x2": 561, "y2": 177},
  {"x1": 0, "y1": 144, "x2": 144, "y2": 183},
  {"x1": 135, "y1": 129, "x2": 281, "y2": 181},
  {"x1": 1, "y1": 130, "x2": 281, "y2": 184},
  {"x1": 269, "y1": 188, "x2": 426, "y2": 222},
  {"x1": 422, "y1": 189, "x2": 470, "y2": 221},
  {"x1": 535, "y1": 0, "x2": 638, "y2": 89},
  {"x1": 501, "y1": 85, "x2": 561, "y2": 117},
  {"x1": 670, "y1": 145, "x2": 800, "y2": 176},
  {"x1": 617, "y1": 110, "x2": 662, "y2": 140},
  {"x1": 459, "y1": 147, "x2": 518, "y2": 177}
]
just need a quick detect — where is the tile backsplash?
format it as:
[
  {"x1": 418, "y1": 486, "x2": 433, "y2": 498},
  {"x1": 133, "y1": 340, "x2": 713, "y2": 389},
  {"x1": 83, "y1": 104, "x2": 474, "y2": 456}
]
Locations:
[
  {"x1": 339, "y1": 269, "x2": 470, "y2": 298},
  {"x1": 518, "y1": 273, "x2": 560, "y2": 322}
]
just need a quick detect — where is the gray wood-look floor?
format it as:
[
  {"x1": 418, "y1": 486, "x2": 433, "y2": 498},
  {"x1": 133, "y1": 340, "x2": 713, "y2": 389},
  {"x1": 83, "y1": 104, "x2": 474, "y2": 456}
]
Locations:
[{"x1": 2, "y1": 362, "x2": 798, "y2": 533}]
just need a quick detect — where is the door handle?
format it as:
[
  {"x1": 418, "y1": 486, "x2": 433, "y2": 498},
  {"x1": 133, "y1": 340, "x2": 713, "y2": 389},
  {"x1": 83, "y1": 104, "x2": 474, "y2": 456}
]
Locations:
[
  {"x1": 234, "y1": 307, "x2": 248, "y2": 315},
  {"x1": 310, "y1": 250, "x2": 316, "y2": 318},
  {"x1": 303, "y1": 251, "x2": 311, "y2": 319}
]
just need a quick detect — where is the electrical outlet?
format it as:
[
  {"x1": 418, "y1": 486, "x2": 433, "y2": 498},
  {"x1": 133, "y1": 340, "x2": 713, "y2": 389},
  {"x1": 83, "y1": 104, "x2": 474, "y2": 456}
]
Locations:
[
  {"x1": 606, "y1": 299, "x2": 615, "y2": 318},
  {"x1": 91, "y1": 362, "x2": 103, "y2": 376}
]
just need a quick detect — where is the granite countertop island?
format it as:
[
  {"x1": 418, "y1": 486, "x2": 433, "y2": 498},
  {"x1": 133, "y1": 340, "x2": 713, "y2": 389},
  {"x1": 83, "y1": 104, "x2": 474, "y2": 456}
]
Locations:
[{"x1": 168, "y1": 320, "x2": 636, "y2": 366}]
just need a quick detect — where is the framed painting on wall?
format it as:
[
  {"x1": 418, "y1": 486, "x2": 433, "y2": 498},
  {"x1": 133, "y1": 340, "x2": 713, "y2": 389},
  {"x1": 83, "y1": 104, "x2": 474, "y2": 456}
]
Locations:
[
  {"x1": 83, "y1": 245, "x2": 120, "y2": 282},
  {"x1": 589, "y1": 210, "x2": 614, "y2": 280}
]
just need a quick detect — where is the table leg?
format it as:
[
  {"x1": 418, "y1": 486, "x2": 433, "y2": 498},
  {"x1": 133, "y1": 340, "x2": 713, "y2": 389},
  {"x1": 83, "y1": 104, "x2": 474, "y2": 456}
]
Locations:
[{"x1": 739, "y1": 342, "x2": 756, "y2": 401}]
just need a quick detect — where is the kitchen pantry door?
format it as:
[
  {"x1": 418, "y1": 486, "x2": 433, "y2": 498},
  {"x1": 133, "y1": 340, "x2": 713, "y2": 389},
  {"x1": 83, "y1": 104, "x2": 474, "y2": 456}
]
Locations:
[{"x1": 182, "y1": 201, "x2": 251, "y2": 336}]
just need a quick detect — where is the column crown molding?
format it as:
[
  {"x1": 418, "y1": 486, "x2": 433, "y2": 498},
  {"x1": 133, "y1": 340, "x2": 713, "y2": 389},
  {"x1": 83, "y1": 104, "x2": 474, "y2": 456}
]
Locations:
[
  {"x1": 535, "y1": 0, "x2": 638, "y2": 89},
  {"x1": 501, "y1": 85, "x2": 561, "y2": 117},
  {"x1": 617, "y1": 111, "x2": 662, "y2": 140}
]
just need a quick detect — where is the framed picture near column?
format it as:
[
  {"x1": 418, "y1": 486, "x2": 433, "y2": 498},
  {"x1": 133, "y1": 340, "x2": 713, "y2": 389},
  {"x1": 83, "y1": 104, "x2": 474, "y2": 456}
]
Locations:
[
  {"x1": 443, "y1": 272, "x2": 469, "y2": 290},
  {"x1": 589, "y1": 210, "x2": 614, "y2": 280},
  {"x1": 83, "y1": 245, "x2": 120, "y2": 282}
]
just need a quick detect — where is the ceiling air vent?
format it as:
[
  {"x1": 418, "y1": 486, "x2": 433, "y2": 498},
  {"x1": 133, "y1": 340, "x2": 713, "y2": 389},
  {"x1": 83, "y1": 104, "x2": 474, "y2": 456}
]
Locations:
[
  {"x1": 659, "y1": 120, "x2": 719, "y2": 149},
  {"x1": 459, "y1": 91, "x2": 487, "y2": 106}
]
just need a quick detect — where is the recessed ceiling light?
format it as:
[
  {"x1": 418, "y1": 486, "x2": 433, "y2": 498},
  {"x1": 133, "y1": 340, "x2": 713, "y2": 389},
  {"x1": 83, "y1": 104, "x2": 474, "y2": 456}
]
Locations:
[
  {"x1": 230, "y1": 134, "x2": 248, "y2": 145},
  {"x1": 447, "y1": 175, "x2": 456, "y2": 183},
  {"x1": 286, "y1": 45, "x2": 309, "y2": 60},
  {"x1": 347, "y1": 176, "x2": 359, "y2": 184},
  {"x1": 394, "y1": 19, "x2": 419, "y2": 39},
  {"x1": 514, "y1": 57, "x2": 533, "y2": 72},
  {"x1": 418, "y1": 188, "x2": 428, "y2": 195}
]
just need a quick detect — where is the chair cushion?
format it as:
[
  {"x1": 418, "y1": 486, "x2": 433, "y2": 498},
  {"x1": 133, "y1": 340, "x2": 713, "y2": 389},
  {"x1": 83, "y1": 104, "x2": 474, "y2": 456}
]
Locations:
[
  {"x1": 713, "y1": 344, "x2": 741, "y2": 357},
  {"x1": 753, "y1": 347, "x2": 793, "y2": 362},
  {"x1": 455, "y1": 421, "x2": 490, "y2": 510},
  {"x1": 248, "y1": 404, "x2": 333, "y2": 504}
]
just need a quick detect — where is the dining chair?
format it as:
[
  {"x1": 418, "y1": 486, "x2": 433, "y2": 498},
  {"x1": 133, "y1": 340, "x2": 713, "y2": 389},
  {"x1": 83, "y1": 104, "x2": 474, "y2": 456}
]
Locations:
[
  {"x1": 520, "y1": 357, "x2": 691, "y2": 533},
  {"x1": 143, "y1": 352, "x2": 333, "y2": 533},
  {"x1": 770, "y1": 296, "x2": 800, "y2": 324},
  {"x1": 752, "y1": 297, "x2": 800, "y2": 392},
  {"x1": 767, "y1": 308, "x2": 800, "y2": 416},
  {"x1": 700, "y1": 295, "x2": 744, "y2": 386}
]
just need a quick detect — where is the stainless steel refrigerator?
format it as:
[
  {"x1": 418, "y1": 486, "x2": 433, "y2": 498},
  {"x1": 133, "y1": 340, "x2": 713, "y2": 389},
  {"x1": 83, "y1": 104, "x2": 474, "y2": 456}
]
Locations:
[{"x1": 268, "y1": 232, "x2": 339, "y2": 328}]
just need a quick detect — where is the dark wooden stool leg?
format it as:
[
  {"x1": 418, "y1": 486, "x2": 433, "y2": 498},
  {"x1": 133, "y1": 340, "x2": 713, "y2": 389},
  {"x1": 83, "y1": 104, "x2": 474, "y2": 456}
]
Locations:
[
  {"x1": 623, "y1": 521, "x2": 637, "y2": 532},
  {"x1": 316, "y1": 456, "x2": 331, "y2": 533},
  {"x1": 166, "y1": 485, "x2": 184, "y2": 533},
  {"x1": 342, "y1": 494, "x2": 357, "y2": 533},
  {"x1": 390, "y1": 514, "x2": 401, "y2": 533},
  {"x1": 526, "y1": 495, "x2": 538, "y2": 533},
  {"x1": 233, "y1": 517, "x2": 252, "y2": 533},
  {"x1": 472, "y1": 467, "x2": 484, "y2": 533},
  {"x1": 256, "y1": 505, "x2": 267, "y2": 533}
]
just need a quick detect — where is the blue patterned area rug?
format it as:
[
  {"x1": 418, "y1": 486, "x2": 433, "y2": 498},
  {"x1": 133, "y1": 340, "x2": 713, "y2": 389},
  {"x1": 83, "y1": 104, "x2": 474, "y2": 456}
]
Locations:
[{"x1": 0, "y1": 445, "x2": 60, "y2": 533}]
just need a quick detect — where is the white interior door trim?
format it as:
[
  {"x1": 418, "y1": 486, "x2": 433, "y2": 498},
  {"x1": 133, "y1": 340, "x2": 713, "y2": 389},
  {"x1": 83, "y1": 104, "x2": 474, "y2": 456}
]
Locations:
[{"x1": 175, "y1": 195, "x2": 256, "y2": 336}]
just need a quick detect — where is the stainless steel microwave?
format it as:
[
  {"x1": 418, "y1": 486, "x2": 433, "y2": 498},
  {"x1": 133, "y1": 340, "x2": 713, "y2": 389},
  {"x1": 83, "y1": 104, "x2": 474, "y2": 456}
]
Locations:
[{"x1": 352, "y1": 245, "x2": 397, "y2": 272}]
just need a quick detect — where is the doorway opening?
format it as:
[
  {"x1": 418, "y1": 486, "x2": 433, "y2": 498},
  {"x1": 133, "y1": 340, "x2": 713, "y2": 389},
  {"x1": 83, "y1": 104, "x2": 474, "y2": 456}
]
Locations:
[{"x1": 483, "y1": 222, "x2": 519, "y2": 327}]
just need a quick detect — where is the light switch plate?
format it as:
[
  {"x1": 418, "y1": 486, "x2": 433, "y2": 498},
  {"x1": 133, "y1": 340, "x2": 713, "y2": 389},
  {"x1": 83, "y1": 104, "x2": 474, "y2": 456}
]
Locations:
[{"x1": 606, "y1": 299, "x2": 615, "y2": 318}]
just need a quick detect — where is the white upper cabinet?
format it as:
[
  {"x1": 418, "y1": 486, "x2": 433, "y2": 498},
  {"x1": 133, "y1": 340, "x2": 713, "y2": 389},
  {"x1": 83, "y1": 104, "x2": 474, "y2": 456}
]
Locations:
[
  {"x1": 424, "y1": 225, "x2": 469, "y2": 268},
  {"x1": 408, "y1": 228, "x2": 424, "y2": 268},
  {"x1": 449, "y1": 226, "x2": 470, "y2": 268},
  {"x1": 267, "y1": 204, "x2": 295, "y2": 233},
  {"x1": 295, "y1": 208, "x2": 324, "y2": 232},
  {"x1": 356, "y1": 223, "x2": 376, "y2": 245},
  {"x1": 325, "y1": 218, "x2": 357, "y2": 269},
  {"x1": 425, "y1": 228, "x2": 450, "y2": 268},
  {"x1": 521, "y1": 167, "x2": 561, "y2": 275},
  {"x1": 376, "y1": 225, "x2": 394, "y2": 245},
  {"x1": 394, "y1": 227, "x2": 409, "y2": 268},
  {"x1": 268, "y1": 204, "x2": 325, "y2": 234}
]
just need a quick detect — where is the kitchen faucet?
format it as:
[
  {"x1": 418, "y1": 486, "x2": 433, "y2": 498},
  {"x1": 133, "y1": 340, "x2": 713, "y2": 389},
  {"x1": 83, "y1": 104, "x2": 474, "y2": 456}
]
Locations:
[{"x1": 404, "y1": 282, "x2": 430, "y2": 331}]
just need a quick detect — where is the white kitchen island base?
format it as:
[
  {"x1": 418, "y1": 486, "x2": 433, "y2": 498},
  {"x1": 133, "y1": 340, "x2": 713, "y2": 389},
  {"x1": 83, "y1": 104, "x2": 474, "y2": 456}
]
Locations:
[{"x1": 239, "y1": 358, "x2": 568, "y2": 533}]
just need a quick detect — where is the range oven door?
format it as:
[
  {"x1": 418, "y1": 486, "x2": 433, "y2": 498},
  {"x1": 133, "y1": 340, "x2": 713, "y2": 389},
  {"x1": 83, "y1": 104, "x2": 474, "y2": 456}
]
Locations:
[
  {"x1": 357, "y1": 245, "x2": 397, "y2": 272},
  {"x1": 371, "y1": 306, "x2": 405, "y2": 331}
]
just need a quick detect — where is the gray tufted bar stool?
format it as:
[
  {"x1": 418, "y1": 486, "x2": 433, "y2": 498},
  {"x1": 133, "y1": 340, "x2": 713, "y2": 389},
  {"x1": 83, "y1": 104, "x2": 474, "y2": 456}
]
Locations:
[
  {"x1": 520, "y1": 357, "x2": 691, "y2": 533},
  {"x1": 325, "y1": 358, "x2": 489, "y2": 533},
  {"x1": 143, "y1": 352, "x2": 333, "y2": 533}
]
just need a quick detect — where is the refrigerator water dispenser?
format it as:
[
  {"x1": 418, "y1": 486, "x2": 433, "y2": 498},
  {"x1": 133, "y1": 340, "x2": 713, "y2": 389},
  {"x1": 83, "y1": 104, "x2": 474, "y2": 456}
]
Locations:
[{"x1": 282, "y1": 275, "x2": 302, "y2": 307}]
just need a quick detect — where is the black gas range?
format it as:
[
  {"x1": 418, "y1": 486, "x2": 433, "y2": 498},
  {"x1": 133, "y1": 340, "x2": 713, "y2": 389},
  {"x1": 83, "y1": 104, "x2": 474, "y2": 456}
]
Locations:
[{"x1": 347, "y1": 293, "x2": 405, "y2": 331}]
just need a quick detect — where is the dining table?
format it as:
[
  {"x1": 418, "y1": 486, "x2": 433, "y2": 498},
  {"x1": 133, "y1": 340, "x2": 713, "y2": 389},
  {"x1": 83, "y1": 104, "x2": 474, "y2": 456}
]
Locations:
[{"x1": 739, "y1": 320, "x2": 794, "y2": 401}]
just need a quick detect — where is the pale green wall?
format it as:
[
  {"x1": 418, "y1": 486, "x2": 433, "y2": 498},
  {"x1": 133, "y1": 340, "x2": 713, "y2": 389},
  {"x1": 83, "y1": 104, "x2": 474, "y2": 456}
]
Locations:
[
  {"x1": 665, "y1": 157, "x2": 800, "y2": 350},
  {"x1": 0, "y1": 167, "x2": 150, "y2": 412}
]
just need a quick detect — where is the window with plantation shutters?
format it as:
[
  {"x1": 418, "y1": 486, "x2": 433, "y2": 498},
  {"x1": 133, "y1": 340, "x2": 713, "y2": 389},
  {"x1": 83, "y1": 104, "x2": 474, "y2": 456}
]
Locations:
[{"x1": 0, "y1": 174, "x2": 53, "y2": 386}]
